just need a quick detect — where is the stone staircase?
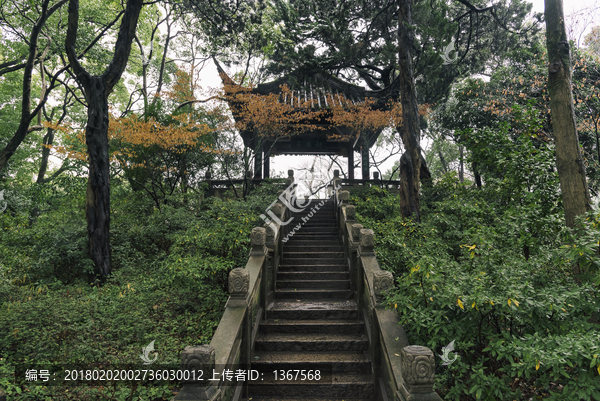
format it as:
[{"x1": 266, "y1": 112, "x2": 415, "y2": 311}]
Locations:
[{"x1": 247, "y1": 199, "x2": 374, "y2": 400}]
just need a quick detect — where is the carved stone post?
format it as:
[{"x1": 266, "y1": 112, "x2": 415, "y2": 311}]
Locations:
[
  {"x1": 264, "y1": 222, "x2": 276, "y2": 249},
  {"x1": 345, "y1": 205, "x2": 356, "y2": 222},
  {"x1": 339, "y1": 190, "x2": 350, "y2": 205},
  {"x1": 400, "y1": 345, "x2": 439, "y2": 400},
  {"x1": 373, "y1": 270, "x2": 393, "y2": 306},
  {"x1": 286, "y1": 170, "x2": 294, "y2": 187},
  {"x1": 250, "y1": 227, "x2": 267, "y2": 256},
  {"x1": 229, "y1": 268, "x2": 250, "y2": 295},
  {"x1": 359, "y1": 228, "x2": 375, "y2": 256},
  {"x1": 333, "y1": 169, "x2": 342, "y2": 191},
  {"x1": 351, "y1": 224, "x2": 364, "y2": 243},
  {"x1": 173, "y1": 345, "x2": 220, "y2": 400}
]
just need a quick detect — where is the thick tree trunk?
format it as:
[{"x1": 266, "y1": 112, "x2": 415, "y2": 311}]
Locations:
[
  {"x1": 545, "y1": 0, "x2": 591, "y2": 227},
  {"x1": 85, "y1": 78, "x2": 112, "y2": 276},
  {"x1": 397, "y1": 0, "x2": 421, "y2": 221},
  {"x1": 399, "y1": 152, "x2": 419, "y2": 219},
  {"x1": 66, "y1": 0, "x2": 143, "y2": 277}
]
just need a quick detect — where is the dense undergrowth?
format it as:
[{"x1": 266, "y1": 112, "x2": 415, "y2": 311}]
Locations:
[
  {"x1": 352, "y1": 180, "x2": 600, "y2": 400},
  {"x1": 0, "y1": 179, "x2": 280, "y2": 400}
]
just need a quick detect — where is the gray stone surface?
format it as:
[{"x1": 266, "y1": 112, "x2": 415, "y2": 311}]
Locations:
[
  {"x1": 373, "y1": 270, "x2": 393, "y2": 303},
  {"x1": 359, "y1": 228, "x2": 375, "y2": 251},
  {"x1": 338, "y1": 190, "x2": 350, "y2": 203},
  {"x1": 352, "y1": 224, "x2": 364, "y2": 241},
  {"x1": 401, "y1": 345, "x2": 436, "y2": 393},
  {"x1": 228, "y1": 268, "x2": 249, "y2": 295},
  {"x1": 180, "y1": 345, "x2": 215, "y2": 383},
  {"x1": 345, "y1": 205, "x2": 356, "y2": 220}
]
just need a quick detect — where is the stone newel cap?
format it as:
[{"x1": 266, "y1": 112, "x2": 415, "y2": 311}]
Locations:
[
  {"x1": 228, "y1": 268, "x2": 249, "y2": 295},
  {"x1": 359, "y1": 228, "x2": 374, "y2": 248},
  {"x1": 345, "y1": 205, "x2": 356, "y2": 220},
  {"x1": 251, "y1": 227, "x2": 266, "y2": 246},
  {"x1": 352, "y1": 224, "x2": 364, "y2": 240}
]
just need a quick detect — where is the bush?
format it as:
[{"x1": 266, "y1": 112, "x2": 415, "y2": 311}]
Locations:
[
  {"x1": 0, "y1": 181, "x2": 281, "y2": 399},
  {"x1": 352, "y1": 183, "x2": 600, "y2": 400}
]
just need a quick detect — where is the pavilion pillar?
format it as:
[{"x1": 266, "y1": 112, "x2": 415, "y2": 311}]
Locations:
[
  {"x1": 254, "y1": 147, "x2": 262, "y2": 179},
  {"x1": 263, "y1": 144, "x2": 270, "y2": 179},
  {"x1": 361, "y1": 146, "x2": 370, "y2": 180},
  {"x1": 348, "y1": 146, "x2": 354, "y2": 180}
]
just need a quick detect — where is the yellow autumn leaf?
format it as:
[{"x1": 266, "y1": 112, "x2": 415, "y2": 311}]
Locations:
[
  {"x1": 508, "y1": 299, "x2": 512, "y2": 305},
  {"x1": 513, "y1": 300, "x2": 519, "y2": 307},
  {"x1": 457, "y1": 298, "x2": 464, "y2": 309},
  {"x1": 536, "y1": 361, "x2": 540, "y2": 371},
  {"x1": 394, "y1": 303, "x2": 397, "y2": 309},
  {"x1": 490, "y1": 300, "x2": 494, "y2": 306},
  {"x1": 472, "y1": 302, "x2": 476, "y2": 308}
]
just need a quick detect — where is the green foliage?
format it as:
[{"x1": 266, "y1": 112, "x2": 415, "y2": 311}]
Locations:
[
  {"x1": 352, "y1": 106, "x2": 600, "y2": 399},
  {"x1": 352, "y1": 181, "x2": 600, "y2": 399},
  {"x1": 0, "y1": 179, "x2": 281, "y2": 399}
]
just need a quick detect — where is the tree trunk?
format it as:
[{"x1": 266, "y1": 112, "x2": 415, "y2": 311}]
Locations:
[
  {"x1": 399, "y1": 152, "x2": 419, "y2": 219},
  {"x1": 459, "y1": 145, "x2": 464, "y2": 183},
  {"x1": 0, "y1": 0, "x2": 67, "y2": 173},
  {"x1": 66, "y1": 0, "x2": 143, "y2": 277},
  {"x1": 85, "y1": 78, "x2": 112, "y2": 276},
  {"x1": 545, "y1": 0, "x2": 591, "y2": 227},
  {"x1": 37, "y1": 127, "x2": 55, "y2": 183},
  {"x1": 397, "y1": 0, "x2": 421, "y2": 221},
  {"x1": 473, "y1": 162, "x2": 482, "y2": 189}
]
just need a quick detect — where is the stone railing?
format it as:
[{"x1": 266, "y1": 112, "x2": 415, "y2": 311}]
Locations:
[
  {"x1": 335, "y1": 190, "x2": 443, "y2": 401},
  {"x1": 172, "y1": 179, "x2": 293, "y2": 401},
  {"x1": 327, "y1": 169, "x2": 401, "y2": 192}
]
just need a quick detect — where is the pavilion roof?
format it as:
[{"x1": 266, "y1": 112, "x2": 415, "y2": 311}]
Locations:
[{"x1": 215, "y1": 59, "x2": 398, "y2": 152}]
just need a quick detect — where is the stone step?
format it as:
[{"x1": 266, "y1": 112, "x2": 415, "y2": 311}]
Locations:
[
  {"x1": 277, "y1": 272, "x2": 349, "y2": 281},
  {"x1": 242, "y1": 396, "x2": 375, "y2": 401},
  {"x1": 283, "y1": 251, "x2": 345, "y2": 259},
  {"x1": 276, "y1": 280, "x2": 350, "y2": 290},
  {"x1": 287, "y1": 226, "x2": 337, "y2": 232},
  {"x1": 284, "y1": 247, "x2": 344, "y2": 253},
  {"x1": 277, "y1": 264, "x2": 348, "y2": 272},
  {"x1": 251, "y1": 351, "x2": 372, "y2": 374},
  {"x1": 260, "y1": 319, "x2": 364, "y2": 334},
  {"x1": 254, "y1": 333, "x2": 368, "y2": 352},
  {"x1": 281, "y1": 258, "x2": 346, "y2": 266},
  {"x1": 288, "y1": 230, "x2": 339, "y2": 241},
  {"x1": 266, "y1": 301, "x2": 359, "y2": 320},
  {"x1": 274, "y1": 288, "x2": 353, "y2": 300},
  {"x1": 283, "y1": 238, "x2": 340, "y2": 245},
  {"x1": 247, "y1": 373, "x2": 374, "y2": 398}
]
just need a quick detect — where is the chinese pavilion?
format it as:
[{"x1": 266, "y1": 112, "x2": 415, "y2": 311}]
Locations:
[{"x1": 215, "y1": 60, "x2": 400, "y2": 180}]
